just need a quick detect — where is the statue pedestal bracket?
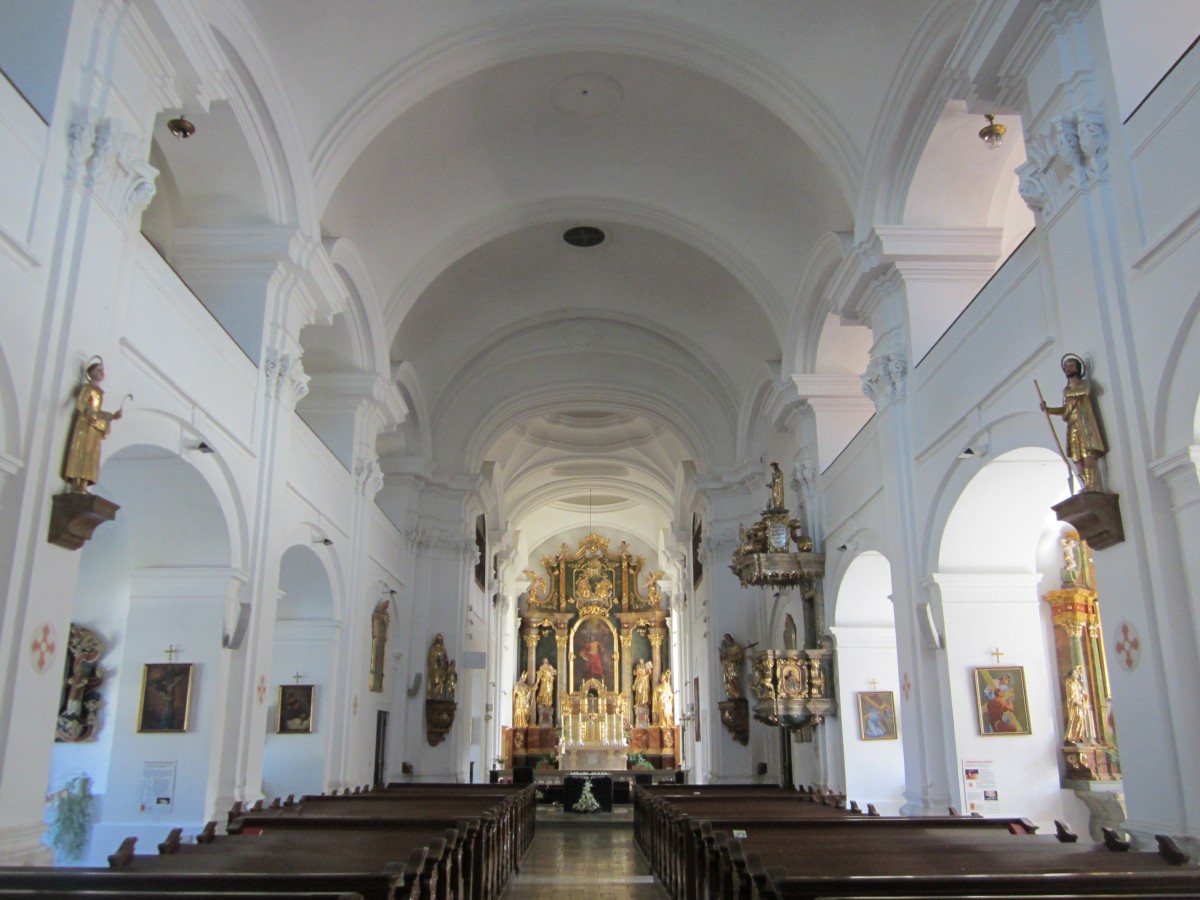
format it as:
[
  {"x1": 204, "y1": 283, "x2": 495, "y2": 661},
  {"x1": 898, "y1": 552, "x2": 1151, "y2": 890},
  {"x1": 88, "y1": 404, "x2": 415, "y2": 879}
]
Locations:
[{"x1": 48, "y1": 492, "x2": 119, "y2": 550}]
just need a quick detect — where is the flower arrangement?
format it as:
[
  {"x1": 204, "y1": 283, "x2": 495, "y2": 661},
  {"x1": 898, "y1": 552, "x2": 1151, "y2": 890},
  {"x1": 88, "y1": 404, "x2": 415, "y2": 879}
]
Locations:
[
  {"x1": 535, "y1": 752, "x2": 559, "y2": 769},
  {"x1": 46, "y1": 774, "x2": 94, "y2": 862},
  {"x1": 572, "y1": 778, "x2": 600, "y2": 813}
]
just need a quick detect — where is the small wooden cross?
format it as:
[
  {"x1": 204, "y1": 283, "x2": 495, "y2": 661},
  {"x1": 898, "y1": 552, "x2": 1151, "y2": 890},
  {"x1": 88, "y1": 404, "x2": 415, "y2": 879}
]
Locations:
[
  {"x1": 164, "y1": 645, "x2": 180, "y2": 662},
  {"x1": 868, "y1": 678, "x2": 880, "y2": 691},
  {"x1": 292, "y1": 672, "x2": 305, "y2": 684},
  {"x1": 990, "y1": 647, "x2": 1005, "y2": 665}
]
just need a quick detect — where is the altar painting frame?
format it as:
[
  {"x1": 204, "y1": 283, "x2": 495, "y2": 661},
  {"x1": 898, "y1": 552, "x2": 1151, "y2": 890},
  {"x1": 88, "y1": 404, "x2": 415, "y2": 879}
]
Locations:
[{"x1": 570, "y1": 615, "x2": 618, "y2": 692}]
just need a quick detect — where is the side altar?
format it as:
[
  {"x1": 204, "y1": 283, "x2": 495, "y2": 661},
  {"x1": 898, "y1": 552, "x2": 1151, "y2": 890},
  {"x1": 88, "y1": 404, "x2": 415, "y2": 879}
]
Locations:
[{"x1": 507, "y1": 533, "x2": 677, "y2": 769}]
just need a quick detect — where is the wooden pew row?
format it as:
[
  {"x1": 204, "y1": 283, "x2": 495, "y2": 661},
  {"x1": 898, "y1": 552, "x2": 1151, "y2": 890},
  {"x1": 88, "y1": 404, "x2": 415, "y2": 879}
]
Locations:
[
  {"x1": 230, "y1": 785, "x2": 535, "y2": 900},
  {"x1": 301, "y1": 784, "x2": 537, "y2": 874},
  {"x1": 633, "y1": 786, "x2": 835, "y2": 863},
  {"x1": 711, "y1": 823, "x2": 1196, "y2": 900},
  {"x1": 0, "y1": 892, "x2": 365, "y2": 900},
  {"x1": 226, "y1": 815, "x2": 468, "y2": 900},
  {"x1": 107, "y1": 829, "x2": 439, "y2": 900},
  {"x1": 636, "y1": 795, "x2": 868, "y2": 898},
  {"x1": 0, "y1": 867, "x2": 414, "y2": 900},
  {"x1": 631, "y1": 785, "x2": 900, "y2": 900}
]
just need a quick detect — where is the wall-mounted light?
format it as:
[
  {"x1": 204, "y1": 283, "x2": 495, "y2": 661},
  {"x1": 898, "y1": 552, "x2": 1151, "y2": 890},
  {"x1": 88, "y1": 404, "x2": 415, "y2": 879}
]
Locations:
[
  {"x1": 313, "y1": 537, "x2": 333, "y2": 547},
  {"x1": 195, "y1": 441, "x2": 216, "y2": 454},
  {"x1": 978, "y1": 114, "x2": 1006, "y2": 150}
]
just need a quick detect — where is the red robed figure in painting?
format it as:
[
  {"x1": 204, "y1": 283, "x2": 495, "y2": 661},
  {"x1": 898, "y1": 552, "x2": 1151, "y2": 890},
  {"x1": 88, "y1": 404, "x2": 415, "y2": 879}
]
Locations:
[{"x1": 580, "y1": 639, "x2": 605, "y2": 679}]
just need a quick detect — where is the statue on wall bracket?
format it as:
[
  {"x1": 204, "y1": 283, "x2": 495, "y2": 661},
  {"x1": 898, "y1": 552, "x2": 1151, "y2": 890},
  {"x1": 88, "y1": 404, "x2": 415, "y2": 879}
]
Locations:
[
  {"x1": 50, "y1": 356, "x2": 128, "y2": 549},
  {"x1": 56, "y1": 623, "x2": 106, "y2": 742},
  {"x1": 1037, "y1": 353, "x2": 1124, "y2": 548},
  {"x1": 424, "y1": 633, "x2": 457, "y2": 746},
  {"x1": 718, "y1": 633, "x2": 749, "y2": 745}
]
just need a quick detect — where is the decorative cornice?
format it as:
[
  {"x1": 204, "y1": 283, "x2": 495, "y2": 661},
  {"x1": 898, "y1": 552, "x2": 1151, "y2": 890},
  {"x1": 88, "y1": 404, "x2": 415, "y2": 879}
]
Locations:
[{"x1": 1016, "y1": 108, "x2": 1107, "y2": 220}]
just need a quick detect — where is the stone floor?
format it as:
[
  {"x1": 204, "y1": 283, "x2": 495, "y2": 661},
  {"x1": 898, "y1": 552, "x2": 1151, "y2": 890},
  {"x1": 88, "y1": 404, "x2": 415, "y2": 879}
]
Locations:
[{"x1": 500, "y1": 805, "x2": 668, "y2": 899}]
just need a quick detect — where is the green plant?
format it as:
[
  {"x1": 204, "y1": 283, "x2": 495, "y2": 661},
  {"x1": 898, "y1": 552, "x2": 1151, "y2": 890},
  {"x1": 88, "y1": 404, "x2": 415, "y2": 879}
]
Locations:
[
  {"x1": 627, "y1": 752, "x2": 654, "y2": 770},
  {"x1": 48, "y1": 774, "x2": 94, "y2": 862},
  {"x1": 535, "y1": 752, "x2": 558, "y2": 769}
]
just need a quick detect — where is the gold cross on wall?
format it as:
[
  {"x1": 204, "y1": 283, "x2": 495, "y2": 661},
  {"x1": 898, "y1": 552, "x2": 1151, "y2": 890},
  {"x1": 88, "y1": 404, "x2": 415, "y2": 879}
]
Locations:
[
  {"x1": 293, "y1": 672, "x2": 305, "y2": 684},
  {"x1": 869, "y1": 679, "x2": 880, "y2": 690},
  {"x1": 163, "y1": 645, "x2": 180, "y2": 661},
  {"x1": 990, "y1": 647, "x2": 1005, "y2": 665}
]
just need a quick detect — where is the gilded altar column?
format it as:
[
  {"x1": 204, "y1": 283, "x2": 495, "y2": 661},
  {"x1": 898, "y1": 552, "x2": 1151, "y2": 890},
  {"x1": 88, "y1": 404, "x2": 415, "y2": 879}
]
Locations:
[
  {"x1": 522, "y1": 631, "x2": 538, "y2": 684},
  {"x1": 649, "y1": 630, "x2": 665, "y2": 682},
  {"x1": 619, "y1": 629, "x2": 634, "y2": 704},
  {"x1": 554, "y1": 631, "x2": 569, "y2": 724}
]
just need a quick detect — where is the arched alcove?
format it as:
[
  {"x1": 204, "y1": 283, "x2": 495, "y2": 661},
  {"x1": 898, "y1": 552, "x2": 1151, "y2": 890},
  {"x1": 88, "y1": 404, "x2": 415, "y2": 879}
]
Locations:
[
  {"x1": 53, "y1": 447, "x2": 237, "y2": 863},
  {"x1": 830, "y1": 551, "x2": 905, "y2": 813},
  {"x1": 263, "y1": 545, "x2": 339, "y2": 798},
  {"x1": 933, "y1": 447, "x2": 1087, "y2": 827}
]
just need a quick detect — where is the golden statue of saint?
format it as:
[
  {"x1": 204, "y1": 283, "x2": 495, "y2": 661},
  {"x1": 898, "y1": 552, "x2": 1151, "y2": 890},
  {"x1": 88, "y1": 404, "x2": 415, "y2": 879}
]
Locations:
[
  {"x1": 632, "y1": 659, "x2": 651, "y2": 707},
  {"x1": 653, "y1": 671, "x2": 674, "y2": 726},
  {"x1": 719, "y1": 633, "x2": 744, "y2": 699},
  {"x1": 1041, "y1": 353, "x2": 1107, "y2": 492},
  {"x1": 768, "y1": 462, "x2": 786, "y2": 510},
  {"x1": 426, "y1": 633, "x2": 448, "y2": 700},
  {"x1": 63, "y1": 358, "x2": 122, "y2": 493},
  {"x1": 513, "y1": 675, "x2": 533, "y2": 728},
  {"x1": 535, "y1": 658, "x2": 556, "y2": 708},
  {"x1": 1064, "y1": 665, "x2": 1095, "y2": 744}
]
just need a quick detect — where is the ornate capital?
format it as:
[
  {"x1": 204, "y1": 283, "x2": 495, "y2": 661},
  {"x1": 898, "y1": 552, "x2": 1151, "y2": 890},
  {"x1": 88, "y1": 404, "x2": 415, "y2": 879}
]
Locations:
[
  {"x1": 861, "y1": 351, "x2": 908, "y2": 408},
  {"x1": 354, "y1": 457, "x2": 384, "y2": 498},
  {"x1": 70, "y1": 113, "x2": 158, "y2": 221},
  {"x1": 264, "y1": 353, "x2": 310, "y2": 408},
  {"x1": 1017, "y1": 108, "x2": 1107, "y2": 219}
]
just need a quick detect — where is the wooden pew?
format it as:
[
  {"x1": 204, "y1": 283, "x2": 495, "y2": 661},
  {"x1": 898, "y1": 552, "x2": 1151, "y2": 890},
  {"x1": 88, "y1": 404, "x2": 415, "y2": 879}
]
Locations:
[
  {"x1": 0, "y1": 866, "x2": 415, "y2": 900},
  {"x1": 232, "y1": 785, "x2": 535, "y2": 900},
  {"x1": 225, "y1": 817, "x2": 464, "y2": 900},
  {"x1": 717, "y1": 822, "x2": 1197, "y2": 900},
  {"x1": 101, "y1": 829, "x2": 438, "y2": 900},
  {"x1": 0, "y1": 892, "x2": 365, "y2": 900}
]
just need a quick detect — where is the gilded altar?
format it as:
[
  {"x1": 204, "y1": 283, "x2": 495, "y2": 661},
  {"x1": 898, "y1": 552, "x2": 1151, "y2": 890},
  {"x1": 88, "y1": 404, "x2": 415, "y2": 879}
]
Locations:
[{"x1": 509, "y1": 533, "x2": 676, "y2": 769}]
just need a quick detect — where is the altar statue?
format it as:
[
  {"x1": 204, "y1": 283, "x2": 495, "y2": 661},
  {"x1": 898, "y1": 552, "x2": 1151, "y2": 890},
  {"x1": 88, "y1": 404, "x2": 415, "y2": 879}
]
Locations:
[
  {"x1": 63, "y1": 357, "x2": 123, "y2": 493},
  {"x1": 653, "y1": 670, "x2": 674, "y2": 726},
  {"x1": 1064, "y1": 665, "x2": 1096, "y2": 744},
  {"x1": 632, "y1": 659, "x2": 651, "y2": 707},
  {"x1": 513, "y1": 673, "x2": 533, "y2": 728},
  {"x1": 535, "y1": 658, "x2": 556, "y2": 708}
]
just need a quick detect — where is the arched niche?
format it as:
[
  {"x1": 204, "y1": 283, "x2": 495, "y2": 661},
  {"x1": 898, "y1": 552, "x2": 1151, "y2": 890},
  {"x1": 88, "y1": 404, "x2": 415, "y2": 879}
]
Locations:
[
  {"x1": 263, "y1": 544, "x2": 340, "y2": 798},
  {"x1": 54, "y1": 445, "x2": 238, "y2": 862},
  {"x1": 932, "y1": 447, "x2": 1088, "y2": 827},
  {"x1": 830, "y1": 551, "x2": 905, "y2": 814}
]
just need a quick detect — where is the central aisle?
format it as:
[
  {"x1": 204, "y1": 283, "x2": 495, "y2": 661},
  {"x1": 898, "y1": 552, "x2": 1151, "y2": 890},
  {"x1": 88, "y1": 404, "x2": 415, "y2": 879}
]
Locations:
[{"x1": 501, "y1": 806, "x2": 668, "y2": 899}]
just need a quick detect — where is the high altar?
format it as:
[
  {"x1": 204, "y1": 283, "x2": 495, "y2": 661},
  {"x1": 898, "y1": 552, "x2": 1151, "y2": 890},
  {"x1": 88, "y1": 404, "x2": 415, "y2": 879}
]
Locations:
[{"x1": 506, "y1": 533, "x2": 677, "y2": 770}]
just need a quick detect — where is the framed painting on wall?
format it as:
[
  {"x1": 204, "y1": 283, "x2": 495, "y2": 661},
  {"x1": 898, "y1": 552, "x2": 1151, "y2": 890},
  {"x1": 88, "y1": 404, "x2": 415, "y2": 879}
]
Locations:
[
  {"x1": 857, "y1": 691, "x2": 898, "y2": 740},
  {"x1": 277, "y1": 684, "x2": 315, "y2": 734},
  {"x1": 974, "y1": 666, "x2": 1031, "y2": 735},
  {"x1": 137, "y1": 663, "x2": 194, "y2": 733}
]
